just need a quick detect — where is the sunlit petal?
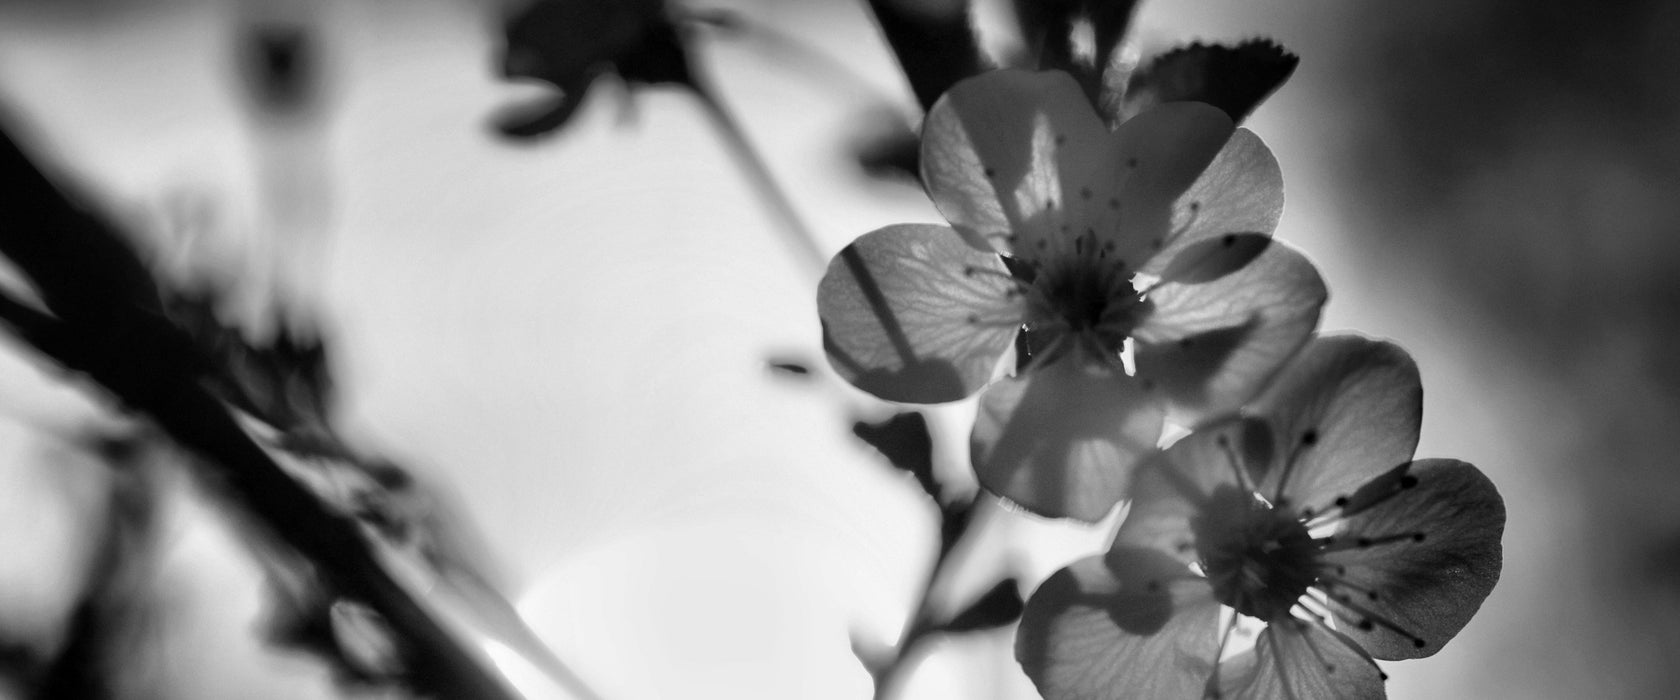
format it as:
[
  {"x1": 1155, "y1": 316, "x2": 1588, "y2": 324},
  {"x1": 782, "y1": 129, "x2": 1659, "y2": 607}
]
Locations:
[
  {"x1": 1100, "y1": 102, "x2": 1235, "y2": 266},
  {"x1": 817, "y1": 224, "x2": 1024, "y2": 403},
  {"x1": 921, "y1": 69, "x2": 1109, "y2": 257},
  {"x1": 972, "y1": 363, "x2": 1163, "y2": 522},
  {"x1": 1248, "y1": 335, "x2": 1421, "y2": 516},
  {"x1": 1132, "y1": 242, "x2": 1326, "y2": 427},
  {"x1": 1017, "y1": 549, "x2": 1221, "y2": 700},
  {"x1": 1319, "y1": 459, "x2": 1505, "y2": 660},
  {"x1": 1139, "y1": 129, "x2": 1284, "y2": 278},
  {"x1": 1220, "y1": 619, "x2": 1386, "y2": 700}
]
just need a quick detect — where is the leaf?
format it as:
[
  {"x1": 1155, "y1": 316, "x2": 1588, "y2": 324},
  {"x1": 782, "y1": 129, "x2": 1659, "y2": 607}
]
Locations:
[
  {"x1": 1122, "y1": 39, "x2": 1299, "y2": 124},
  {"x1": 853, "y1": 411, "x2": 938, "y2": 500},
  {"x1": 943, "y1": 578, "x2": 1025, "y2": 633},
  {"x1": 494, "y1": 0, "x2": 692, "y2": 139}
]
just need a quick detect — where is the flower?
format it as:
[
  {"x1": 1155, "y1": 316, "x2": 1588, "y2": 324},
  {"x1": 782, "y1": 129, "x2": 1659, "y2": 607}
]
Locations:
[
  {"x1": 817, "y1": 69, "x2": 1327, "y2": 520},
  {"x1": 1014, "y1": 335, "x2": 1506, "y2": 698}
]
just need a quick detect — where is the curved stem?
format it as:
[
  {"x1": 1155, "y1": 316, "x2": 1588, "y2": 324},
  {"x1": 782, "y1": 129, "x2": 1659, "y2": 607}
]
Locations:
[
  {"x1": 689, "y1": 77, "x2": 827, "y2": 277},
  {"x1": 869, "y1": 497, "x2": 981, "y2": 700}
]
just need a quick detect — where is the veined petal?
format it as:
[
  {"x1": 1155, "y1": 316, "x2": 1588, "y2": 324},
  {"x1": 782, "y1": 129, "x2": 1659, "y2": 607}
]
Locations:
[
  {"x1": 1132, "y1": 242, "x2": 1327, "y2": 427},
  {"x1": 1114, "y1": 417, "x2": 1267, "y2": 567},
  {"x1": 921, "y1": 69, "x2": 1108, "y2": 258},
  {"x1": 1017, "y1": 549, "x2": 1221, "y2": 700},
  {"x1": 818, "y1": 224, "x2": 1024, "y2": 403},
  {"x1": 972, "y1": 362, "x2": 1163, "y2": 522},
  {"x1": 1219, "y1": 618, "x2": 1386, "y2": 700},
  {"x1": 1248, "y1": 335, "x2": 1422, "y2": 517},
  {"x1": 1100, "y1": 102, "x2": 1236, "y2": 266},
  {"x1": 1139, "y1": 129, "x2": 1284, "y2": 278},
  {"x1": 1318, "y1": 459, "x2": 1505, "y2": 660}
]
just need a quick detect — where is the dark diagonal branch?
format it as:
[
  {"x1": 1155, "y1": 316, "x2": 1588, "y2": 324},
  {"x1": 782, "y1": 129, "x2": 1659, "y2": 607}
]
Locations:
[{"x1": 0, "y1": 120, "x2": 519, "y2": 700}]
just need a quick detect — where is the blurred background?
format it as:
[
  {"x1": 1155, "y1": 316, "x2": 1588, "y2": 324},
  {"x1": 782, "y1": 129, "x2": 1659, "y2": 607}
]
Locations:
[{"x1": 0, "y1": 0, "x2": 1676, "y2": 698}]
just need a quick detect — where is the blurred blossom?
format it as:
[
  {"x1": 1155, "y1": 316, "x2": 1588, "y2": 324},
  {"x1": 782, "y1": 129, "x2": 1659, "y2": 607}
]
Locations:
[
  {"x1": 818, "y1": 69, "x2": 1324, "y2": 521},
  {"x1": 1016, "y1": 336, "x2": 1504, "y2": 699}
]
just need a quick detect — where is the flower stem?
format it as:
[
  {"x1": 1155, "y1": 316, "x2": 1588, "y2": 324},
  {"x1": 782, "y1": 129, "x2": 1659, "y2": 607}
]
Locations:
[
  {"x1": 690, "y1": 77, "x2": 827, "y2": 277},
  {"x1": 869, "y1": 496, "x2": 980, "y2": 700}
]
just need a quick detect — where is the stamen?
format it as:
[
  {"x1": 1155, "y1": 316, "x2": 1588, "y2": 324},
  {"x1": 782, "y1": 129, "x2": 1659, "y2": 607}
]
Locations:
[
  {"x1": 1316, "y1": 532, "x2": 1426, "y2": 552},
  {"x1": 1310, "y1": 586, "x2": 1427, "y2": 651},
  {"x1": 1269, "y1": 429, "x2": 1320, "y2": 510},
  {"x1": 1313, "y1": 575, "x2": 1382, "y2": 603},
  {"x1": 1214, "y1": 430, "x2": 1257, "y2": 493},
  {"x1": 1291, "y1": 604, "x2": 1391, "y2": 681}
]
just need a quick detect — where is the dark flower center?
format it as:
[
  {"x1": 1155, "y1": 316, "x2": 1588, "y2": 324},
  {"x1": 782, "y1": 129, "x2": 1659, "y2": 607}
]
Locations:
[
  {"x1": 1193, "y1": 485, "x2": 1320, "y2": 622},
  {"x1": 1020, "y1": 256, "x2": 1149, "y2": 363}
]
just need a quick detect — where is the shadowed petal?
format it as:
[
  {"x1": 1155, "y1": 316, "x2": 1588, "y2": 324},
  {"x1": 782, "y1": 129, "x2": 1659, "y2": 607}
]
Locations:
[
  {"x1": 921, "y1": 70, "x2": 1108, "y2": 257},
  {"x1": 1132, "y1": 242, "x2": 1326, "y2": 427},
  {"x1": 1139, "y1": 129, "x2": 1284, "y2": 277},
  {"x1": 1017, "y1": 548, "x2": 1221, "y2": 700},
  {"x1": 1319, "y1": 459, "x2": 1505, "y2": 660},
  {"x1": 818, "y1": 224, "x2": 1024, "y2": 403},
  {"x1": 1249, "y1": 335, "x2": 1422, "y2": 516},
  {"x1": 1114, "y1": 417, "x2": 1267, "y2": 566},
  {"x1": 1101, "y1": 102, "x2": 1235, "y2": 266},
  {"x1": 972, "y1": 363, "x2": 1163, "y2": 521},
  {"x1": 1219, "y1": 619, "x2": 1385, "y2": 700}
]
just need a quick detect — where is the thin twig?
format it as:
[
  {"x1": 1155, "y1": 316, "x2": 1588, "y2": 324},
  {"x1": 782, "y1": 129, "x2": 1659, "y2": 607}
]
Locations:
[{"x1": 690, "y1": 77, "x2": 828, "y2": 276}]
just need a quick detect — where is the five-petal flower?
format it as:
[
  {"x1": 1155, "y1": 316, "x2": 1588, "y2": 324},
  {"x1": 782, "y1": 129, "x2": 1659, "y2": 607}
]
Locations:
[
  {"x1": 818, "y1": 69, "x2": 1327, "y2": 520},
  {"x1": 1015, "y1": 335, "x2": 1506, "y2": 698}
]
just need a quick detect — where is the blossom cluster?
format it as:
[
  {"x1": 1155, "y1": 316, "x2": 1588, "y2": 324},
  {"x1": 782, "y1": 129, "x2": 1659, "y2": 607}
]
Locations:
[{"x1": 817, "y1": 69, "x2": 1504, "y2": 698}]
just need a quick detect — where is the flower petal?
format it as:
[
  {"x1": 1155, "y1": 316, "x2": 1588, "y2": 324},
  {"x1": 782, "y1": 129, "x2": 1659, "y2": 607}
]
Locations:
[
  {"x1": 1219, "y1": 618, "x2": 1386, "y2": 700},
  {"x1": 1317, "y1": 459, "x2": 1505, "y2": 660},
  {"x1": 1114, "y1": 417, "x2": 1267, "y2": 566},
  {"x1": 818, "y1": 224, "x2": 1024, "y2": 403},
  {"x1": 1139, "y1": 129, "x2": 1284, "y2": 278},
  {"x1": 920, "y1": 69, "x2": 1109, "y2": 257},
  {"x1": 1131, "y1": 242, "x2": 1327, "y2": 427},
  {"x1": 1248, "y1": 335, "x2": 1422, "y2": 517},
  {"x1": 972, "y1": 363, "x2": 1163, "y2": 522},
  {"x1": 1016, "y1": 548, "x2": 1222, "y2": 700},
  {"x1": 1101, "y1": 102, "x2": 1236, "y2": 266}
]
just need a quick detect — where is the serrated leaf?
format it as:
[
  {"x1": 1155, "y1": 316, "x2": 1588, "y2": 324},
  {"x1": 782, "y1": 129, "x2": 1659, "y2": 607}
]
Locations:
[
  {"x1": 852, "y1": 411, "x2": 938, "y2": 500},
  {"x1": 1123, "y1": 39, "x2": 1299, "y2": 123},
  {"x1": 943, "y1": 578, "x2": 1025, "y2": 633}
]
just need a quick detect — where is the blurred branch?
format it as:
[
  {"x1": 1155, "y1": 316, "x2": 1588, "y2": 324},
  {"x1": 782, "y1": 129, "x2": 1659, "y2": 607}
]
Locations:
[
  {"x1": 861, "y1": 0, "x2": 985, "y2": 113},
  {"x1": 691, "y1": 79, "x2": 827, "y2": 275},
  {"x1": 0, "y1": 121, "x2": 520, "y2": 700}
]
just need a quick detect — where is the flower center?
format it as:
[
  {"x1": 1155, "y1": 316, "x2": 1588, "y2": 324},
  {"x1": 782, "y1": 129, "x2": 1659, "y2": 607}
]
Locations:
[
  {"x1": 1193, "y1": 485, "x2": 1320, "y2": 622},
  {"x1": 1019, "y1": 255, "x2": 1148, "y2": 365}
]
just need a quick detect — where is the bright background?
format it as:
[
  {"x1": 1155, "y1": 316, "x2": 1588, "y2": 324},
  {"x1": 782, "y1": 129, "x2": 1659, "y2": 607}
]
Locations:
[{"x1": 0, "y1": 1, "x2": 1676, "y2": 699}]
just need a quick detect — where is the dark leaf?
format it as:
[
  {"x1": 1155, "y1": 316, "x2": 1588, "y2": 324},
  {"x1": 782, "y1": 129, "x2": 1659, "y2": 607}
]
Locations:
[
  {"x1": 943, "y1": 578, "x2": 1025, "y2": 632},
  {"x1": 862, "y1": 0, "x2": 985, "y2": 112},
  {"x1": 495, "y1": 0, "x2": 692, "y2": 139},
  {"x1": 1123, "y1": 39, "x2": 1299, "y2": 123},
  {"x1": 852, "y1": 411, "x2": 938, "y2": 500}
]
